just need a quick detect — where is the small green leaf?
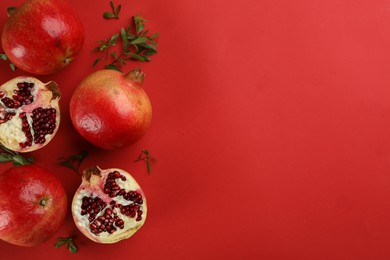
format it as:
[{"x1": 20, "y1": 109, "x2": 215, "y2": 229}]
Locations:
[
  {"x1": 68, "y1": 239, "x2": 78, "y2": 254},
  {"x1": 9, "y1": 63, "x2": 16, "y2": 71},
  {"x1": 115, "y1": 4, "x2": 122, "y2": 17},
  {"x1": 103, "y1": 12, "x2": 116, "y2": 19},
  {"x1": 110, "y1": 33, "x2": 119, "y2": 43},
  {"x1": 110, "y1": 1, "x2": 115, "y2": 12},
  {"x1": 143, "y1": 50, "x2": 157, "y2": 56},
  {"x1": 130, "y1": 37, "x2": 147, "y2": 45},
  {"x1": 106, "y1": 64, "x2": 122, "y2": 72},
  {"x1": 111, "y1": 52, "x2": 117, "y2": 58},
  {"x1": 139, "y1": 43, "x2": 157, "y2": 51},
  {"x1": 93, "y1": 58, "x2": 103, "y2": 67},
  {"x1": 54, "y1": 238, "x2": 68, "y2": 248},
  {"x1": 0, "y1": 153, "x2": 14, "y2": 163},
  {"x1": 121, "y1": 27, "x2": 128, "y2": 46},
  {"x1": 129, "y1": 52, "x2": 145, "y2": 61},
  {"x1": 0, "y1": 54, "x2": 7, "y2": 61},
  {"x1": 58, "y1": 151, "x2": 88, "y2": 175},
  {"x1": 151, "y1": 32, "x2": 160, "y2": 38}
]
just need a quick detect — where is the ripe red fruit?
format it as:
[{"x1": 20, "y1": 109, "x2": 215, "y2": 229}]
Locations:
[
  {"x1": 70, "y1": 69, "x2": 152, "y2": 150},
  {"x1": 0, "y1": 164, "x2": 68, "y2": 247},
  {"x1": 1, "y1": 0, "x2": 85, "y2": 75},
  {"x1": 0, "y1": 76, "x2": 61, "y2": 153},
  {"x1": 72, "y1": 166, "x2": 147, "y2": 243}
]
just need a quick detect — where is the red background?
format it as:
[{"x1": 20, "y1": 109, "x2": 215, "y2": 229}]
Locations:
[{"x1": 1, "y1": 0, "x2": 390, "y2": 259}]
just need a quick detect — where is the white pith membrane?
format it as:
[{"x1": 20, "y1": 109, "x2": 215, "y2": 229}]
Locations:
[
  {"x1": 72, "y1": 167, "x2": 147, "y2": 244},
  {"x1": 0, "y1": 76, "x2": 61, "y2": 153}
]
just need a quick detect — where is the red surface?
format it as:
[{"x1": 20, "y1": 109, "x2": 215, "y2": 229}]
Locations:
[{"x1": 1, "y1": 0, "x2": 390, "y2": 259}]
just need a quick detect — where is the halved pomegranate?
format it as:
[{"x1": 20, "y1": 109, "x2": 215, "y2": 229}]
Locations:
[
  {"x1": 0, "y1": 76, "x2": 61, "y2": 152},
  {"x1": 72, "y1": 166, "x2": 147, "y2": 243}
]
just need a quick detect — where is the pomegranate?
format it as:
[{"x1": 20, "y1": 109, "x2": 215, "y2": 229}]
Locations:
[
  {"x1": 72, "y1": 166, "x2": 147, "y2": 243},
  {"x1": 70, "y1": 68, "x2": 152, "y2": 150},
  {"x1": 0, "y1": 76, "x2": 61, "y2": 153},
  {"x1": 1, "y1": 0, "x2": 85, "y2": 75},
  {"x1": 0, "y1": 164, "x2": 67, "y2": 247}
]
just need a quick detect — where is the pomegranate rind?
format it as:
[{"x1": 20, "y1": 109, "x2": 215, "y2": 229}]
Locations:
[
  {"x1": 0, "y1": 76, "x2": 61, "y2": 153},
  {"x1": 71, "y1": 167, "x2": 147, "y2": 244}
]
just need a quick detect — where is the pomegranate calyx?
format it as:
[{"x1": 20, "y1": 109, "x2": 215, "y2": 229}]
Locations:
[
  {"x1": 83, "y1": 166, "x2": 102, "y2": 182},
  {"x1": 46, "y1": 81, "x2": 61, "y2": 100},
  {"x1": 125, "y1": 68, "x2": 144, "y2": 84},
  {"x1": 7, "y1": 7, "x2": 17, "y2": 17}
]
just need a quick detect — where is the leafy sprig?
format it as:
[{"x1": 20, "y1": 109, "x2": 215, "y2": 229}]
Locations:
[
  {"x1": 54, "y1": 237, "x2": 78, "y2": 254},
  {"x1": 58, "y1": 151, "x2": 88, "y2": 175},
  {"x1": 0, "y1": 53, "x2": 16, "y2": 71},
  {"x1": 134, "y1": 149, "x2": 156, "y2": 174},
  {"x1": 0, "y1": 145, "x2": 33, "y2": 166},
  {"x1": 103, "y1": 1, "x2": 121, "y2": 19},
  {"x1": 93, "y1": 15, "x2": 160, "y2": 71}
]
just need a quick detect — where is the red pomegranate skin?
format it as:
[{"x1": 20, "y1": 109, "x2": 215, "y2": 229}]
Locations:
[
  {"x1": 0, "y1": 164, "x2": 67, "y2": 247},
  {"x1": 1, "y1": 0, "x2": 85, "y2": 75},
  {"x1": 70, "y1": 69, "x2": 152, "y2": 150}
]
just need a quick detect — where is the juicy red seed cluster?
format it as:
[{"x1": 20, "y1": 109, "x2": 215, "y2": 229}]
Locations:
[
  {"x1": 1, "y1": 82, "x2": 34, "y2": 109},
  {"x1": 31, "y1": 107, "x2": 57, "y2": 144},
  {"x1": 19, "y1": 112, "x2": 33, "y2": 148},
  {"x1": 80, "y1": 171, "x2": 144, "y2": 236},
  {"x1": 81, "y1": 197, "x2": 108, "y2": 222}
]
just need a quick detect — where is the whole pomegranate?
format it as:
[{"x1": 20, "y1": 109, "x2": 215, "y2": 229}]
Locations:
[
  {"x1": 1, "y1": 0, "x2": 85, "y2": 75},
  {"x1": 0, "y1": 76, "x2": 61, "y2": 153},
  {"x1": 70, "y1": 69, "x2": 152, "y2": 150},
  {"x1": 0, "y1": 164, "x2": 68, "y2": 247},
  {"x1": 72, "y1": 166, "x2": 147, "y2": 243}
]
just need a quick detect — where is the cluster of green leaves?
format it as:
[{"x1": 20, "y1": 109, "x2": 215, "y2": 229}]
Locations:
[
  {"x1": 0, "y1": 145, "x2": 33, "y2": 166},
  {"x1": 103, "y1": 1, "x2": 121, "y2": 19},
  {"x1": 0, "y1": 53, "x2": 16, "y2": 71},
  {"x1": 92, "y1": 15, "x2": 160, "y2": 72},
  {"x1": 134, "y1": 149, "x2": 156, "y2": 174},
  {"x1": 58, "y1": 151, "x2": 89, "y2": 175},
  {"x1": 54, "y1": 237, "x2": 78, "y2": 254}
]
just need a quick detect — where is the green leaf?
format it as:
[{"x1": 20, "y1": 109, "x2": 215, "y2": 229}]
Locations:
[
  {"x1": 121, "y1": 27, "x2": 128, "y2": 47},
  {"x1": 9, "y1": 63, "x2": 16, "y2": 71},
  {"x1": 143, "y1": 50, "x2": 157, "y2": 56},
  {"x1": 68, "y1": 239, "x2": 78, "y2": 254},
  {"x1": 129, "y1": 52, "x2": 145, "y2": 61},
  {"x1": 0, "y1": 54, "x2": 7, "y2": 61},
  {"x1": 103, "y1": 12, "x2": 116, "y2": 19},
  {"x1": 130, "y1": 37, "x2": 147, "y2": 45},
  {"x1": 58, "y1": 151, "x2": 88, "y2": 175},
  {"x1": 93, "y1": 58, "x2": 103, "y2": 67},
  {"x1": 106, "y1": 64, "x2": 122, "y2": 72},
  {"x1": 115, "y1": 4, "x2": 122, "y2": 16},
  {"x1": 110, "y1": 33, "x2": 119, "y2": 43},
  {"x1": 139, "y1": 43, "x2": 157, "y2": 51},
  {"x1": 151, "y1": 32, "x2": 160, "y2": 38},
  {"x1": 54, "y1": 238, "x2": 68, "y2": 248},
  {"x1": 0, "y1": 153, "x2": 14, "y2": 163}
]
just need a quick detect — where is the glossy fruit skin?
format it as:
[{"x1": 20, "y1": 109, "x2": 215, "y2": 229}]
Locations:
[
  {"x1": 70, "y1": 69, "x2": 152, "y2": 150},
  {"x1": 1, "y1": 0, "x2": 85, "y2": 75},
  {"x1": 0, "y1": 164, "x2": 68, "y2": 247}
]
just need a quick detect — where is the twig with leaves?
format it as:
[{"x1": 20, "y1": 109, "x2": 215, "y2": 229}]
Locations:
[
  {"x1": 103, "y1": 1, "x2": 121, "y2": 19},
  {"x1": 92, "y1": 15, "x2": 160, "y2": 71},
  {"x1": 134, "y1": 149, "x2": 156, "y2": 174},
  {"x1": 54, "y1": 237, "x2": 78, "y2": 254},
  {"x1": 58, "y1": 151, "x2": 89, "y2": 175},
  {"x1": 0, "y1": 53, "x2": 16, "y2": 71},
  {"x1": 0, "y1": 145, "x2": 33, "y2": 166}
]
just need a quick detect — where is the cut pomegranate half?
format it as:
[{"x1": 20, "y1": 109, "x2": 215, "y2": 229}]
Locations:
[
  {"x1": 72, "y1": 166, "x2": 147, "y2": 243},
  {"x1": 0, "y1": 76, "x2": 61, "y2": 152}
]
